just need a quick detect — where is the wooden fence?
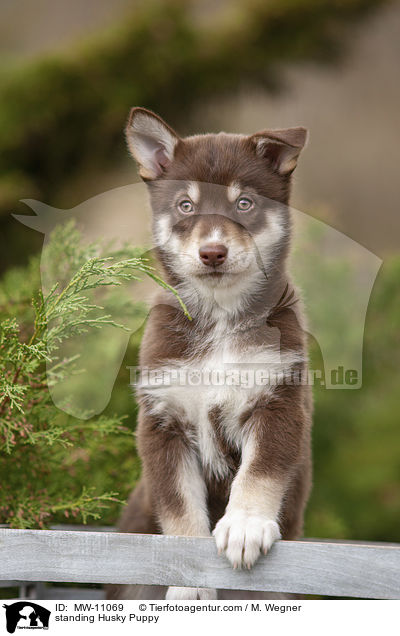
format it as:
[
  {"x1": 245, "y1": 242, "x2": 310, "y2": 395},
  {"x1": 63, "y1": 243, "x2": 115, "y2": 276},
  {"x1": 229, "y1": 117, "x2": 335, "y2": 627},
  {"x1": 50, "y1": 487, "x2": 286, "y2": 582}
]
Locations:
[{"x1": 0, "y1": 527, "x2": 399, "y2": 600}]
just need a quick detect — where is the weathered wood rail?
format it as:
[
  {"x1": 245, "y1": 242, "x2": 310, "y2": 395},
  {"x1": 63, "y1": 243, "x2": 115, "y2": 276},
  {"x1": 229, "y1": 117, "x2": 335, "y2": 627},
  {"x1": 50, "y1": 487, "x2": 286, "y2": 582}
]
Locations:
[{"x1": 0, "y1": 528, "x2": 399, "y2": 599}]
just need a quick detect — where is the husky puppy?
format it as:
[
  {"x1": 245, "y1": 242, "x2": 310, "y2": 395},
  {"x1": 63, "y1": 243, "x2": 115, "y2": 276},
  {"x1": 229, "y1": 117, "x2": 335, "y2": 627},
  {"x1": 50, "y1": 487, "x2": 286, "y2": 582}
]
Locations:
[{"x1": 107, "y1": 108, "x2": 312, "y2": 600}]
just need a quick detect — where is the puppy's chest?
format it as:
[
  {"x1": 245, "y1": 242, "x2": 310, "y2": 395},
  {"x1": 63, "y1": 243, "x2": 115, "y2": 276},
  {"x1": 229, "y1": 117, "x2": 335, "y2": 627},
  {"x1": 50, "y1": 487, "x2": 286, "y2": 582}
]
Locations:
[{"x1": 141, "y1": 333, "x2": 297, "y2": 478}]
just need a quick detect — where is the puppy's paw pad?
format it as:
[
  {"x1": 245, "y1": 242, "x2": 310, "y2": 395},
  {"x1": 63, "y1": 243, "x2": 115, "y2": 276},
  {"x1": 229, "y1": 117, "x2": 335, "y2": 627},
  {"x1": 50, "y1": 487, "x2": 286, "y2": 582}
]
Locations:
[{"x1": 166, "y1": 586, "x2": 217, "y2": 600}]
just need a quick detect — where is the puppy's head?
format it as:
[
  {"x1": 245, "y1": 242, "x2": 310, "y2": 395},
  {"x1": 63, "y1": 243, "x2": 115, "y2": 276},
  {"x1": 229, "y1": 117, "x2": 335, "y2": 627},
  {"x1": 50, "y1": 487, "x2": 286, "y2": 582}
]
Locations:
[{"x1": 125, "y1": 108, "x2": 307, "y2": 305}]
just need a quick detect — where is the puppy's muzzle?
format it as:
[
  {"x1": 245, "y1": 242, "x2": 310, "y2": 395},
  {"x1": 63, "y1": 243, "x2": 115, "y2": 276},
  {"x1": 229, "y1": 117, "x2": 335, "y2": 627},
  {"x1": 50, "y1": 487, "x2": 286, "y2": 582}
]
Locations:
[{"x1": 199, "y1": 243, "x2": 228, "y2": 267}]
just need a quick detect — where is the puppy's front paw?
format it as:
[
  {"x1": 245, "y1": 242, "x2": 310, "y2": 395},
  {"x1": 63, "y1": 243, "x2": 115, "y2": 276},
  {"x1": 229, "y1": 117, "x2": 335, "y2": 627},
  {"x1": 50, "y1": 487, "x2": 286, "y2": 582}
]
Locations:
[
  {"x1": 166, "y1": 586, "x2": 217, "y2": 600},
  {"x1": 213, "y1": 511, "x2": 281, "y2": 569}
]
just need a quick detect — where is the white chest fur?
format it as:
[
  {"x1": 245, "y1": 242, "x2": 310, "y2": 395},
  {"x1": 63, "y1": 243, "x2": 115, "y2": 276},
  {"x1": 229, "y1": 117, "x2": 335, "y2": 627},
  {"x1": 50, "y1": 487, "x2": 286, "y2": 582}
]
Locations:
[{"x1": 138, "y1": 331, "x2": 303, "y2": 479}]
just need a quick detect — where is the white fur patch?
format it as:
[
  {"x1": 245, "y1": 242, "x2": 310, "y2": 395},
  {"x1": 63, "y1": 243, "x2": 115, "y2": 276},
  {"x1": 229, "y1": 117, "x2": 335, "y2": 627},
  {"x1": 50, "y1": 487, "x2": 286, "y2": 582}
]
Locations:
[
  {"x1": 175, "y1": 269, "x2": 264, "y2": 320},
  {"x1": 187, "y1": 182, "x2": 200, "y2": 204},
  {"x1": 139, "y1": 334, "x2": 304, "y2": 481},
  {"x1": 227, "y1": 181, "x2": 241, "y2": 202},
  {"x1": 201, "y1": 228, "x2": 223, "y2": 244},
  {"x1": 252, "y1": 210, "x2": 287, "y2": 269},
  {"x1": 213, "y1": 511, "x2": 281, "y2": 568},
  {"x1": 153, "y1": 214, "x2": 172, "y2": 247},
  {"x1": 166, "y1": 587, "x2": 217, "y2": 600}
]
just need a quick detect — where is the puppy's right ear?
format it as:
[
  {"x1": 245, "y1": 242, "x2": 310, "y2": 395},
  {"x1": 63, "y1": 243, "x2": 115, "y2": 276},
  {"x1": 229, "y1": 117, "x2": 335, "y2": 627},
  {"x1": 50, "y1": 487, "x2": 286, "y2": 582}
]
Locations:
[{"x1": 125, "y1": 107, "x2": 180, "y2": 180}]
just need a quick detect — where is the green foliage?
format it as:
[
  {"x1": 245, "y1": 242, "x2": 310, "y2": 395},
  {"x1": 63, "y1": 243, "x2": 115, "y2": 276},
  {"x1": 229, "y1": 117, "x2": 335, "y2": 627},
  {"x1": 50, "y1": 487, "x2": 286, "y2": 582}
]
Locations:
[
  {"x1": 0, "y1": 221, "x2": 186, "y2": 528},
  {"x1": 305, "y1": 256, "x2": 400, "y2": 542}
]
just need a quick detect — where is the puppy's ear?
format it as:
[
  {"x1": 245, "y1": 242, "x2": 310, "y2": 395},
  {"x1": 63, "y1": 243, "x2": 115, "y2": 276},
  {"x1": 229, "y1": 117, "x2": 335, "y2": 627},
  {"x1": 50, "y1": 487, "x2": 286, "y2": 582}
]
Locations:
[
  {"x1": 125, "y1": 107, "x2": 180, "y2": 180},
  {"x1": 251, "y1": 127, "x2": 308, "y2": 175}
]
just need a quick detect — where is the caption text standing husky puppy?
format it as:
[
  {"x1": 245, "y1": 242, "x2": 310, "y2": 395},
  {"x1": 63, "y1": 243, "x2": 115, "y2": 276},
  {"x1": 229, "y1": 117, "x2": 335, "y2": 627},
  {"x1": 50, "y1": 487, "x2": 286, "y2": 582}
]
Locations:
[{"x1": 108, "y1": 108, "x2": 312, "y2": 600}]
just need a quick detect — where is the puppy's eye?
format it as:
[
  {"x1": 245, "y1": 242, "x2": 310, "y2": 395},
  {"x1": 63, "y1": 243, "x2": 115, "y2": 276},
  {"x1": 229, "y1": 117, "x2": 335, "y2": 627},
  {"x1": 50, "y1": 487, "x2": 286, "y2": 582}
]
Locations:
[
  {"x1": 237, "y1": 197, "x2": 254, "y2": 212},
  {"x1": 178, "y1": 199, "x2": 194, "y2": 214}
]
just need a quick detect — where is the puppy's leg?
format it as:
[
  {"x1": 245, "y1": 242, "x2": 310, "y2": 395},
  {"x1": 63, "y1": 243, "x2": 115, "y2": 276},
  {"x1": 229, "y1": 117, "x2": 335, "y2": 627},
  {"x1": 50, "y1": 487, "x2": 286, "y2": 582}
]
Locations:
[
  {"x1": 139, "y1": 411, "x2": 217, "y2": 600},
  {"x1": 214, "y1": 387, "x2": 309, "y2": 570},
  {"x1": 213, "y1": 444, "x2": 283, "y2": 569}
]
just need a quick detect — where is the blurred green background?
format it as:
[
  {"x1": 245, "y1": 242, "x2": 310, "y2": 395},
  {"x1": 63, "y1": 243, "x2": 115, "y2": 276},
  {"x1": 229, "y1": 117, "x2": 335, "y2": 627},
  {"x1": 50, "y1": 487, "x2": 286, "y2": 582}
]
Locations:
[{"x1": 0, "y1": 0, "x2": 399, "y2": 543}]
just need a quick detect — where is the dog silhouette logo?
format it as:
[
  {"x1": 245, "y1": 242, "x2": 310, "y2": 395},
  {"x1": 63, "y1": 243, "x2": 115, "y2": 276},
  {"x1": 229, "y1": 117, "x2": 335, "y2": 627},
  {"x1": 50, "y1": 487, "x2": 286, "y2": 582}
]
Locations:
[
  {"x1": 14, "y1": 185, "x2": 381, "y2": 402},
  {"x1": 3, "y1": 602, "x2": 50, "y2": 633}
]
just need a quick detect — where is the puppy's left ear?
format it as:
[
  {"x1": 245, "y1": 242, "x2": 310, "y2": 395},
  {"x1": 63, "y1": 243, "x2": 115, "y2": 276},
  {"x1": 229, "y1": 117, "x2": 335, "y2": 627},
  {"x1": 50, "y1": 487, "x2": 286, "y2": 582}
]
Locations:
[
  {"x1": 251, "y1": 127, "x2": 308, "y2": 175},
  {"x1": 125, "y1": 107, "x2": 180, "y2": 180}
]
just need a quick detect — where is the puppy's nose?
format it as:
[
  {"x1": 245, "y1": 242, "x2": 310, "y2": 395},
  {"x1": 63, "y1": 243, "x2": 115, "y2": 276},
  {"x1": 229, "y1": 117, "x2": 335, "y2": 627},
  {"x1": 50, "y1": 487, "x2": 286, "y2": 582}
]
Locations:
[{"x1": 199, "y1": 243, "x2": 228, "y2": 266}]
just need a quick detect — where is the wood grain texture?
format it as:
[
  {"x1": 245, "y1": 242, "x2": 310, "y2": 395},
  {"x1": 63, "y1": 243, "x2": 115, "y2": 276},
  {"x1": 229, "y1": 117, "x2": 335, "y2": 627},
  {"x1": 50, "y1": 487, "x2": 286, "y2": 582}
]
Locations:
[{"x1": 0, "y1": 529, "x2": 399, "y2": 599}]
